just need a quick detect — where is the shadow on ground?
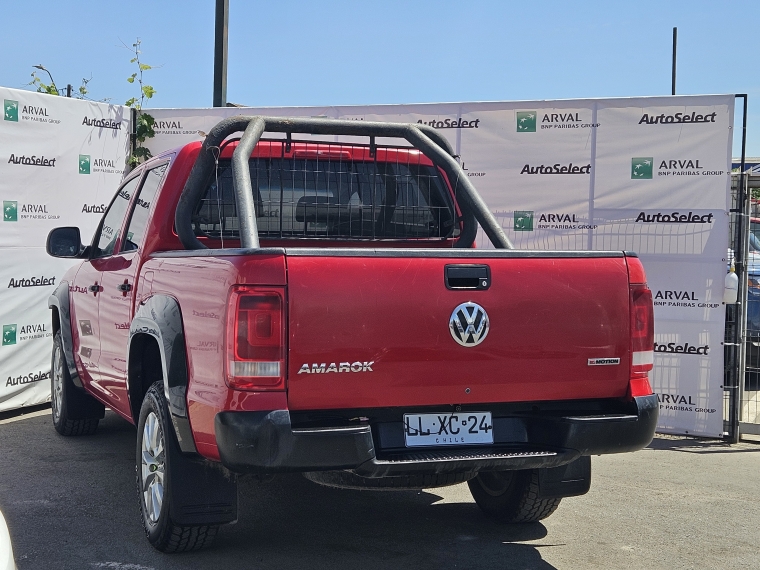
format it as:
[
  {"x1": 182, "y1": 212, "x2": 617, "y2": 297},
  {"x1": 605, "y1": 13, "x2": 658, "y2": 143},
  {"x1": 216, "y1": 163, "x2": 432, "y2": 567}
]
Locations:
[{"x1": 0, "y1": 411, "x2": 558, "y2": 570}]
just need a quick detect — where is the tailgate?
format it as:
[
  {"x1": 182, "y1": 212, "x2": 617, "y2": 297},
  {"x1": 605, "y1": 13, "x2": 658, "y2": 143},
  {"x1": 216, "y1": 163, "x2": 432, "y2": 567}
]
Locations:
[{"x1": 286, "y1": 251, "x2": 631, "y2": 411}]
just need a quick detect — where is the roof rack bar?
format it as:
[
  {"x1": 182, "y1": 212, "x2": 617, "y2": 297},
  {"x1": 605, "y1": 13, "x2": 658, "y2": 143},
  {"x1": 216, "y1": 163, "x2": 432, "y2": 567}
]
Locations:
[{"x1": 175, "y1": 115, "x2": 512, "y2": 251}]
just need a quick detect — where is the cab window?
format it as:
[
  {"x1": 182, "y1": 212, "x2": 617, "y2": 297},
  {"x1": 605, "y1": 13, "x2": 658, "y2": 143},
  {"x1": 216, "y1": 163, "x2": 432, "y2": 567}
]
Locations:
[{"x1": 92, "y1": 175, "x2": 141, "y2": 258}]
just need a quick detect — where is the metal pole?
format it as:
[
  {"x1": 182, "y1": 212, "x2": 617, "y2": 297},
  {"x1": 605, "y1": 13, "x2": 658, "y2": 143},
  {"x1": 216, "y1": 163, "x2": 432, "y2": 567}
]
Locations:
[
  {"x1": 66, "y1": 84, "x2": 72, "y2": 98},
  {"x1": 671, "y1": 27, "x2": 677, "y2": 95},
  {"x1": 213, "y1": 0, "x2": 229, "y2": 107},
  {"x1": 729, "y1": 94, "x2": 749, "y2": 443}
]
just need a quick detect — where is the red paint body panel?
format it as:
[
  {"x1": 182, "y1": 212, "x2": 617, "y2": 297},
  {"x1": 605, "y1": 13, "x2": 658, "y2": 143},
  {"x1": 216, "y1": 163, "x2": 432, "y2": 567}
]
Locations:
[{"x1": 286, "y1": 255, "x2": 631, "y2": 410}]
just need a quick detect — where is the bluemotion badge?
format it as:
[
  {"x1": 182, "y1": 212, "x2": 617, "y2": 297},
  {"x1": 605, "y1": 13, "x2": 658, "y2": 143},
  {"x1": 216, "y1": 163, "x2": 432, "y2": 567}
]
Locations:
[
  {"x1": 514, "y1": 211, "x2": 534, "y2": 231},
  {"x1": 4, "y1": 100, "x2": 18, "y2": 122},
  {"x1": 631, "y1": 157, "x2": 653, "y2": 179},
  {"x1": 3, "y1": 201, "x2": 17, "y2": 222},
  {"x1": 79, "y1": 155, "x2": 90, "y2": 174},
  {"x1": 516, "y1": 111, "x2": 536, "y2": 132}
]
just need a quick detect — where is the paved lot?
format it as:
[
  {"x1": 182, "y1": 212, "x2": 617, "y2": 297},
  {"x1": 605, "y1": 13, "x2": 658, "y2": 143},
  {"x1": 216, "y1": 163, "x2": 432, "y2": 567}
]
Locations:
[{"x1": 0, "y1": 407, "x2": 758, "y2": 570}]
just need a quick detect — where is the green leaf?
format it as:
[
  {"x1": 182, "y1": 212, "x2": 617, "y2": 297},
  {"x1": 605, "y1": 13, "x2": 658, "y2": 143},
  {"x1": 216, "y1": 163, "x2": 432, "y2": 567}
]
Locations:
[
  {"x1": 124, "y1": 97, "x2": 138, "y2": 108},
  {"x1": 141, "y1": 85, "x2": 156, "y2": 99},
  {"x1": 130, "y1": 57, "x2": 137, "y2": 63},
  {"x1": 126, "y1": 76, "x2": 135, "y2": 84},
  {"x1": 139, "y1": 63, "x2": 152, "y2": 71}
]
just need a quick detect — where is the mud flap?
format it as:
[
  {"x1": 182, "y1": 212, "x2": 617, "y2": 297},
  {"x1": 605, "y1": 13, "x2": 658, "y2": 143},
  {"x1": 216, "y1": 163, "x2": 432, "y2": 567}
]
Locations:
[
  {"x1": 166, "y1": 439, "x2": 239, "y2": 526},
  {"x1": 537, "y1": 455, "x2": 591, "y2": 499}
]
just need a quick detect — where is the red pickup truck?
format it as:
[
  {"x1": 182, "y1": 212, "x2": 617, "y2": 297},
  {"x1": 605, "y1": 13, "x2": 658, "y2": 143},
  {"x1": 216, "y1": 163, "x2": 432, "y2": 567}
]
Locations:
[{"x1": 46, "y1": 116, "x2": 657, "y2": 552}]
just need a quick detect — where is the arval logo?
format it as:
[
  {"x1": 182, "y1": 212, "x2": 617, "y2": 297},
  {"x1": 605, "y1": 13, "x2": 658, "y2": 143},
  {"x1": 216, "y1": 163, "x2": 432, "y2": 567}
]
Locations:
[
  {"x1": 631, "y1": 157, "x2": 653, "y2": 179},
  {"x1": 4, "y1": 100, "x2": 18, "y2": 122},
  {"x1": 516, "y1": 111, "x2": 536, "y2": 132},
  {"x1": 2, "y1": 324, "x2": 17, "y2": 346},
  {"x1": 449, "y1": 302, "x2": 489, "y2": 347},
  {"x1": 79, "y1": 154, "x2": 90, "y2": 174},
  {"x1": 514, "y1": 211, "x2": 534, "y2": 231},
  {"x1": 3, "y1": 201, "x2": 17, "y2": 222}
]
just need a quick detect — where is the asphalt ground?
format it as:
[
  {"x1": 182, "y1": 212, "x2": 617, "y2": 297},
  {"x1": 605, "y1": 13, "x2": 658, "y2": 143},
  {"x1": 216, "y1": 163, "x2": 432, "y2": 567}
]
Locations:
[{"x1": 0, "y1": 407, "x2": 758, "y2": 570}]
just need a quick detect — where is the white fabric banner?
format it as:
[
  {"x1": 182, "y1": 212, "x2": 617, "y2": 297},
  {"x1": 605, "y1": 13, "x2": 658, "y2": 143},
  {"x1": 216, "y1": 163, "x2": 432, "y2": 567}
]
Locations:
[
  {"x1": 0, "y1": 87, "x2": 131, "y2": 412},
  {"x1": 144, "y1": 95, "x2": 733, "y2": 437}
]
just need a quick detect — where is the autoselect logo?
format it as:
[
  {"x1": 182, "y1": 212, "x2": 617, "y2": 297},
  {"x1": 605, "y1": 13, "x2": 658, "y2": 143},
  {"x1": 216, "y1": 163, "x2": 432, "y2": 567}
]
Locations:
[
  {"x1": 82, "y1": 203, "x2": 106, "y2": 214},
  {"x1": 2, "y1": 324, "x2": 16, "y2": 346},
  {"x1": 639, "y1": 111, "x2": 717, "y2": 125},
  {"x1": 654, "y1": 341, "x2": 709, "y2": 355},
  {"x1": 4, "y1": 100, "x2": 18, "y2": 122},
  {"x1": 520, "y1": 162, "x2": 591, "y2": 175},
  {"x1": 8, "y1": 153, "x2": 56, "y2": 167},
  {"x1": 513, "y1": 211, "x2": 534, "y2": 231},
  {"x1": 4, "y1": 201, "x2": 17, "y2": 222},
  {"x1": 82, "y1": 116, "x2": 122, "y2": 130},
  {"x1": 6, "y1": 370, "x2": 50, "y2": 387},
  {"x1": 632, "y1": 156, "x2": 725, "y2": 178},
  {"x1": 7, "y1": 275, "x2": 56, "y2": 288},
  {"x1": 631, "y1": 157, "x2": 653, "y2": 179},
  {"x1": 416, "y1": 117, "x2": 480, "y2": 129},
  {"x1": 516, "y1": 111, "x2": 536, "y2": 132},
  {"x1": 635, "y1": 211, "x2": 714, "y2": 224}
]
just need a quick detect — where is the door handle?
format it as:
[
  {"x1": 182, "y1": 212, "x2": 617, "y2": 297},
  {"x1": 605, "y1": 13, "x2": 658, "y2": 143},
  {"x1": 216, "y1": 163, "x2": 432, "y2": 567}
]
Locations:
[{"x1": 117, "y1": 280, "x2": 132, "y2": 296}]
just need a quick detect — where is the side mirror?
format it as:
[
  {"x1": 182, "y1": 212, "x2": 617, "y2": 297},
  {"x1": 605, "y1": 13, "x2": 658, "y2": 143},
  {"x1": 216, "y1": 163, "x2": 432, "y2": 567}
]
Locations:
[{"x1": 46, "y1": 227, "x2": 84, "y2": 258}]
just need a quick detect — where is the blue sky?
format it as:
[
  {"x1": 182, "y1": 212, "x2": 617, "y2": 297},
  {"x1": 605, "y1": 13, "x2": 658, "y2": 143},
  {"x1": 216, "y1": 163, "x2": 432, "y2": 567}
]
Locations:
[{"x1": 1, "y1": 0, "x2": 758, "y2": 154}]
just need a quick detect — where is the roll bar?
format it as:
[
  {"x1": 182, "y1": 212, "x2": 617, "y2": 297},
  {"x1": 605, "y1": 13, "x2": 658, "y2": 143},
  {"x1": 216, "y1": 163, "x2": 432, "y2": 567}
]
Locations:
[{"x1": 174, "y1": 115, "x2": 513, "y2": 250}]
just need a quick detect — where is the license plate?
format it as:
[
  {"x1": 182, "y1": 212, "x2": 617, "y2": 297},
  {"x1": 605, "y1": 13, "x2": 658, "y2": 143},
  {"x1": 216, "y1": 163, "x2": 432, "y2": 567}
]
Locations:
[{"x1": 403, "y1": 412, "x2": 493, "y2": 447}]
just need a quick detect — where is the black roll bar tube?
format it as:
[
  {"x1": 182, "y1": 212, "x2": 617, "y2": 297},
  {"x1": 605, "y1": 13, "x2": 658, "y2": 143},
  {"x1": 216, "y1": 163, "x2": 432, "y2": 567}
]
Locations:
[{"x1": 175, "y1": 115, "x2": 513, "y2": 251}]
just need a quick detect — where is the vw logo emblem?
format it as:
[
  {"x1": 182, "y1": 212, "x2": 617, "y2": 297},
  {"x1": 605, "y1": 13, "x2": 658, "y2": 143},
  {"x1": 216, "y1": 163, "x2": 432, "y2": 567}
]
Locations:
[{"x1": 449, "y1": 302, "x2": 489, "y2": 347}]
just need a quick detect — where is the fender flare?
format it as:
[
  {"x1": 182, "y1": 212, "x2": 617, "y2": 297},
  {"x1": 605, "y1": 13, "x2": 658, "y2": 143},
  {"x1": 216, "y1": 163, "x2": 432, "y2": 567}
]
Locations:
[
  {"x1": 48, "y1": 280, "x2": 83, "y2": 388},
  {"x1": 128, "y1": 295, "x2": 197, "y2": 453}
]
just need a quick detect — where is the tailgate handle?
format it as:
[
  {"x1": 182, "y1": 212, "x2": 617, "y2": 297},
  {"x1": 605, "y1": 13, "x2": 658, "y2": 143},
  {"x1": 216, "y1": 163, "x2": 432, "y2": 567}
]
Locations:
[{"x1": 445, "y1": 265, "x2": 491, "y2": 290}]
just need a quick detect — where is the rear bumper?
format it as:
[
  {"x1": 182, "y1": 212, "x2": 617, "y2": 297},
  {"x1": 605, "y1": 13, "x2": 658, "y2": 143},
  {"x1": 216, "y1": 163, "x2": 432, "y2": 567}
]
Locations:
[{"x1": 215, "y1": 394, "x2": 658, "y2": 475}]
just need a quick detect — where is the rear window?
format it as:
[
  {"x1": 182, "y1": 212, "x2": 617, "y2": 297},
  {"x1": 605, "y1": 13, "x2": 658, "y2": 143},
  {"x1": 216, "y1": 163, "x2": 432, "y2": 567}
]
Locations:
[{"x1": 193, "y1": 154, "x2": 457, "y2": 241}]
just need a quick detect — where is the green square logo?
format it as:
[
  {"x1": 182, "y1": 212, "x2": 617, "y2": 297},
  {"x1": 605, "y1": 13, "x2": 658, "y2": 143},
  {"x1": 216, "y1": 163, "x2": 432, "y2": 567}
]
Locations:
[
  {"x1": 2, "y1": 324, "x2": 17, "y2": 346},
  {"x1": 79, "y1": 155, "x2": 91, "y2": 175},
  {"x1": 4, "y1": 100, "x2": 18, "y2": 122},
  {"x1": 514, "y1": 211, "x2": 534, "y2": 231},
  {"x1": 516, "y1": 111, "x2": 536, "y2": 132},
  {"x1": 3, "y1": 201, "x2": 17, "y2": 222},
  {"x1": 631, "y1": 157, "x2": 653, "y2": 179}
]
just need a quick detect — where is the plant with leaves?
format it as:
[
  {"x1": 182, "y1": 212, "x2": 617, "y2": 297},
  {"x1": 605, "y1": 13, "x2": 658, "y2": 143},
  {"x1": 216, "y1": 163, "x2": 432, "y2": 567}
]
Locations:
[
  {"x1": 124, "y1": 38, "x2": 157, "y2": 166},
  {"x1": 28, "y1": 65, "x2": 93, "y2": 99}
]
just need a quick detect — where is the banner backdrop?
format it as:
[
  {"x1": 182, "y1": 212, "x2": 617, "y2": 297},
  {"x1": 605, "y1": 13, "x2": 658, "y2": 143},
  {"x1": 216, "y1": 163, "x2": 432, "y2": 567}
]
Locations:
[
  {"x1": 143, "y1": 95, "x2": 733, "y2": 437},
  {"x1": 0, "y1": 87, "x2": 131, "y2": 412}
]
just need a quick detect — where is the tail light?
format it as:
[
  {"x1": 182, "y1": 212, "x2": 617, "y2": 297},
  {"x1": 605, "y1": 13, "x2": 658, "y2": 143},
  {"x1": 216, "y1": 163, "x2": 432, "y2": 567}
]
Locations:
[
  {"x1": 629, "y1": 283, "x2": 654, "y2": 397},
  {"x1": 226, "y1": 286, "x2": 285, "y2": 391}
]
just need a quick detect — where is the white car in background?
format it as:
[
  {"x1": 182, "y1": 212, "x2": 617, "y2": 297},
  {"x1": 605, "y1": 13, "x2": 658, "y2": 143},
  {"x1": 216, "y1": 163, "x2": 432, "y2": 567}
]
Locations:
[{"x1": 0, "y1": 509, "x2": 15, "y2": 570}]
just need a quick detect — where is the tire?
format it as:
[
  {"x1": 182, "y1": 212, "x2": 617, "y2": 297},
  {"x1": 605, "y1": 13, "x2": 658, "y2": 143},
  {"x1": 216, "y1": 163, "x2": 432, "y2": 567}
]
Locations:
[
  {"x1": 51, "y1": 331, "x2": 104, "y2": 436},
  {"x1": 304, "y1": 470, "x2": 475, "y2": 490},
  {"x1": 467, "y1": 469, "x2": 561, "y2": 523},
  {"x1": 136, "y1": 381, "x2": 218, "y2": 552}
]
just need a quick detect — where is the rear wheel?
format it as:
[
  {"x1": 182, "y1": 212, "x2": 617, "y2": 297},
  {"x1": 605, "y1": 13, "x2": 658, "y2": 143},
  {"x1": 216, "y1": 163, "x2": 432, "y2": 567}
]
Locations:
[
  {"x1": 467, "y1": 469, "x2": 561, "y2": 523},
  {"x1": 137, "y1": 382, "x2": 219, "y2": 552},
  {"x1": 51, "y1": 331, "x2": 104, "y2": 436}
]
